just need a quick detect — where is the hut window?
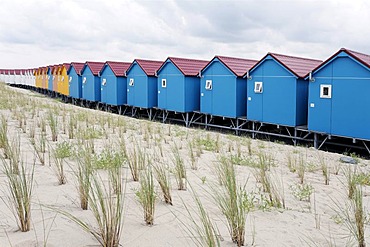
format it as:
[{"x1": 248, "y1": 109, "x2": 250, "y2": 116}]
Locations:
[
  {"x1": 320, "y1": 84, "x2": 332, "y2": 98},
  {"x1": 83, "y1": 77, "x2": 87, "y2": 84},
  {"x1": 161, "y1": 79, "x2": 167, "y2": 88},
  {"x1": 102, "y1": 78, "x2": 107, "y2": 86},
  {"x1": 205, "y1": 80, "x2": 212, "y2": 90},
  {"x1": 129, "y1": 78, "x2": 134, "y2": 86},
  {"x1": 254, "y1": 81, "x2": 263, "y2": 93},
  {"x1": 69, "y1": 77, "x2": 72, "y2": 83},
  {"x1": 61, "y1": 76, "x2": 64, "y2": 81}
]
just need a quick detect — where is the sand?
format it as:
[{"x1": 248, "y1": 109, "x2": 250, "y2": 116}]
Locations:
[{"x1": 0, "y1": 84, "x2": 369, "y2": 247}]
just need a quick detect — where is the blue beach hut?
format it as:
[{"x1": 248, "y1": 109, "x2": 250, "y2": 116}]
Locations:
[
  {"x1": 200, "y1": 56, "x2": 257, "y2": 118},
  {"x1": 157, "y1": 57, "x2": 208, "y2": 112},
  {"x1": 67, "y1": 62, "x2": 84, "y2": 100},
  {"x1": 308, "y1": 48, "x2": 370, "y2": 141},
  {"x1": 126, "y1": 59, "x2": 163, "y2": 108},
  {"x1": 246, "y1": 53, "x2": 322, "y2": 127},
  {"x1": 81, "y1": 61, "x2": 105, "y2": 103},
  {"x1": 100, "y1": 61, "x2": 131, "y2": 106}
]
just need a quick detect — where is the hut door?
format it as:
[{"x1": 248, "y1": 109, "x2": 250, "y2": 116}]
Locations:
[
  {"x1": 158, "y1": 78, "x2": 167, "y2": 109},
  {"x1": 127, "y1": 78, "x2": 135, "y2": 105},
  {"x1": 250, "y1": 81, "x2": 263, "y2": 121},
  {"x1": 201, "y1": 79, "x2": 213, "y2": 114}
]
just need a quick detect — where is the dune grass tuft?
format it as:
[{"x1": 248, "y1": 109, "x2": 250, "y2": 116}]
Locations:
[
  {"x1": 153, "y1": 162, "x2": 172, "y2": 205},
  {"x1": 136, "y1": 166, "x2": 156, "y2": 225},
  {"x1": 1, "y1": 156, "x2": 34, "y2": 232}
]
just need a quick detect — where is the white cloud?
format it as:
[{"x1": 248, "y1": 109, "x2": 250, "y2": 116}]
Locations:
[{"x1": 0, "y1": 0, "x2": 369, "y2": 68}]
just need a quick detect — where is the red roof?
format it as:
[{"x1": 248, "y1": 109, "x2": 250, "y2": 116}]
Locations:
[
  {"x1": 83, "y1": 61, "x2": 105, "y2": 76},
  {"x1": 346, "y1": 49, "x2": 370, "y2": 67},
  {"x1": 134, "y1": 59, "x2": 163, "y2": 76},
  {"x1": 105, "y1": 61, "x2": 131, "y2": 76},
  {"x1": 266, "y1": 53, "x2": 322, "y2": 78},
  {"x1": 163, "y1": 57, "x2": 209, "y2": 76},
  {"x1": 70, "y1": 62, "x2": 85, "y2": 75},
  {"x1": 63, "y1": 63, "x2": 71, "y2": 72},
  {"x1": 206, "y1": 56, "x2": 258, "y2": 77}
]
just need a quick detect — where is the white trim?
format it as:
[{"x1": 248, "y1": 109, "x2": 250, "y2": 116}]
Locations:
[
  {"x1": 205, "y1": 80, "x2": 212, "y2": 90},
  {"x1": 161, "y1": 78, "x2": 167, "y2": 88},
  {"x1": 102, "y1": 78, "x2": 107, "y2": 86},
  {"x1": 83, "y1": 77, "x2": 87, "y2": 84},
  {"x1": 69, "y1": 77, "x2": 72, "y2": 83},
  {"x1": 254, "y1": 81, "x2": 263, "y2": 93},
  {"x1": 320, "y1": 84, "x2": 332, "y2": 98}
]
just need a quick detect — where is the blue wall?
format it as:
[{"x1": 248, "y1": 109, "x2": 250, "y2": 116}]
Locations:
[
  {"x1": 100, "y1": 65, "x2": 127, "y2": 106},
  {"x1": 308, "y1": 52, "x2": 370, "y2": 140},
  {"x1": 126, "y1": 62, "x2": 157, "y2": 108},
  {"x1": 48, "y1": 68, "x2": 53, "y2": 91},
  {"x1": 247, "y1": 56, "x2": 308, "y2": 126},
  {"x1": 68, "y1": 67, "x2": 82, "y2": 99},
  {"x1": 81, "y1": 66, "x2": 101, "y2": 102},
  {"x1": 200, "y1": 58, "x2": 246, "y2": 118},
  {"x1": 157, "y1": 60, "x2": 200, "y2": 112}
]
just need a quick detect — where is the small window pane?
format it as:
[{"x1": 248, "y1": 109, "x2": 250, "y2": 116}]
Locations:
[
  {"x1": 320, "y1": 84, "x2": 332, "y2": 98},
  {"x1": 162, "y1": 79, "x2": 167, "y2": 88},
  {"x1": 254, "y1": 81, "x2": 263, "y2": 93},
  {"x1": 205, "y1": 80, "x2": 212, "y2": 90}
]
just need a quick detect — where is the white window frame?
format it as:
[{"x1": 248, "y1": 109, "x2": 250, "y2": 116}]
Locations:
[
  {"x1": 254, "y1": 81, "x2": 263, "y2": 93},
  {"x1": 161, "y1": 78, "x2": 167, "y2": 88},
  {"x1": 83, "y1": 77, "x2": 87, "y2": 84},
  {"x1": 69, "y1": 76, "x2": 72, "y2": 83},
  {"x1": 205, "y1": 80, "x2": 212, "y2": 90},
  {"x1": 320, "y1": 84, "x2": 332, "y2": 98},
  {"x1": 129, "y1": 78, "x2": 134, "y2": 86},
  {"x1": 102, "y1": 78, "x2": 107, "y2": 86}
]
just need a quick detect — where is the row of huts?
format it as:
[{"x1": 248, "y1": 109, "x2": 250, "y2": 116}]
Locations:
[{"x1": 1, "y1": 48, "x2": 369, "y2": 143}]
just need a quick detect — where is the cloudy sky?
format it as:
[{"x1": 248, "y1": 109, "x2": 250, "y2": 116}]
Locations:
[{"x1": 0, "y1": 0, "x2": 369, "y2": 68}]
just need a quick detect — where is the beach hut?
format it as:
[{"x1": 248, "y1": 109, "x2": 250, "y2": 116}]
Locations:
[
  {"x1": 68, "y1": 62, "x2": 84, "y2": 101},
  {"x1": 156, "y1": 57, "x2": 208, "y2": 114},
  {"x1": 200, "y1": 56, "x2": 257, "y2": 118},
  {"x1": 126, "y1": 59, "x2": 163, "y2": 109},
  {"x1": 35, "y1": 68, "x2": 42, "y2": 91},
  {"x1": 81, "y1": 61, "x2": 105, "y2": 104},
  {"x1": 308, "y1": 48, "x2": 370, "y2": 141},
  {"x1": 245, "y1": 53, "x2": 322, "y2": 127},
  {"x1": 58, "y1": 63, "x2": 70, "y2": 98},
  {"x1": 100, "y1": 61, "x2": 131, "y2": 106},
  {"x1": 47, "y1": 65, "x2": 53, "y2": 93}
]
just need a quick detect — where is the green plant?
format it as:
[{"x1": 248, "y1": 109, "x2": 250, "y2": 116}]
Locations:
[
  {"x1": 136, "y1": 166, "x2": 156, "y2": 225},
  {"x1": 47, "y1": 110, "x2": 58, "y2": 142},
  {"x1": 182, "y1": 186, "x2": 221, "y2": 247},
  {"x1": 75, "y1": 145, "x2": 94, "y2": 210},
  {"x1": 172, "y1": 144, "x2": 186, "y2": 190},
  {"x1": 127, "y1": 144, "x2": 146, "y2": 181},
  {"x1": 344, "y1": 166, "x2": 357, "y2": 199},
  {"x1": 153, "y1": 162, "x2": 172, "y2": 205},
  {"x1": 286, "y1": 153, "x2": 297, "y2": 173},
  {"x1": 334, "y1": 185, "x2": 366, "y2": 247},
  {"x1": 0, "y1": 114, "x2": 9, "y2": 157},
  {"x1": 94, "y1": 148, "x2": 124, "y2": 170},
  {"x1": 33, "y1": 132, "x2": 46, "y2": 166},
  {"x1": 213, "y1": 159, "x2": 247, "y2": 246},
  {"x1": 55, "y1": 141, "x2": 73, "y2": 159},
  {"x1": 318, "y1": 153, "x2": 330, "y2": 185},
  {"x1": 1, "y1": 157, "x2": 34, "y2": 232},
  {"x1": 188, "y1": 141, "x2": 197, "y2": 170},
  {"x1": 290, "y1": 183, "x2": 314, "y2": 202},
  {"x1": 7, "y1": 134, "x2": 21, "y2": 174},
  {"x1": 55, "y1": 173, "x2": 124, "y2": 247},
  {"x1": 51, "y1": 145, "x2": 67, "y2": 185},
  {"x1": 68, "y1": 115, "x2": 77, "y2": 139},
  {"x1": 297, "y1": 155, "x2": 306, "y2": 184}
]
